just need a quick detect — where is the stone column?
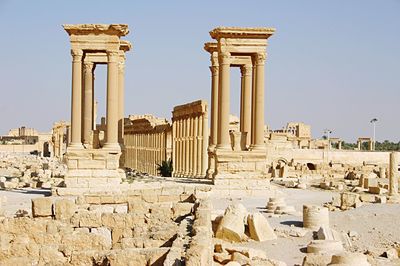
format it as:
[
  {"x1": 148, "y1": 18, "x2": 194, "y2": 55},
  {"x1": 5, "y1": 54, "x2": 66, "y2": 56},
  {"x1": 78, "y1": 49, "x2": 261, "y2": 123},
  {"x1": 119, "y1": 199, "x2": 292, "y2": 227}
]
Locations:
[
  {"x1": 69, "y1": 49, "x2": 83, "y2": 148},
  {"x1": 104, "y1": 51, "x2": 120, "y2": 150},
  {"x1": 389, "y1": 152, "x2": 399, "y2": 197},
  {"x1": 240, "y1": 64, "x2": 252, "y2": 148},
  {"x1": 178, "y1": 119, "x2": 183, "y2": 176},
  {"x1": 251, "y1": 63, "x2": 257, "y2": 145},
  {"x1": 83, "y1": 62, "x2": 94, "y2": 146},
  {"x1": 193, "y1": 116, "x2": 199, "y2": 177},
  {"x1": 201, "y1": 114, "x2": 208, "y2": 177},
  {"x1": 209, "y1": 52, "x2": 219, "y2": 148},
  {"x1": 217, "y1": 52, "x2": 231, "y2": 149},
  {"x1": 172, "y1": 121, "x2": 177, "y2": 176},
  {"x1": 338, "y1": 141, "x2": 342, "y2": 150},
  {"x1": 185, "y1": 117, "x2": 190, "y2": 176},
  {"x1": 188, "y1": 117, "x2": 193, "y2": 177},
  {"x1": 118, "y1": 56, "x2": 126, "y2": 145},
  {"x1": 357, "y1": 141, "x2": 361, "y2": 150},
  {"x1": 252, "y1": 52, "x2": 266, "y2": 150}
]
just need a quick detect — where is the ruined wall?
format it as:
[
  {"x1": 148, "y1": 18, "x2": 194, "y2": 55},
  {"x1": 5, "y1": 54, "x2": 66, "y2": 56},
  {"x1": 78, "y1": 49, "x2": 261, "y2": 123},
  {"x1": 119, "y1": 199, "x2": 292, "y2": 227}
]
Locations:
[
  {"x1": 172, "y1": 100, "x2": 208, "y2": 178},
  {"x1": 124, "y1": 115, "x2": 172, "y2": 176},
  {"x1": 0, "y1": 144, "x2": 41, "y2": 154},
  {"x1": 267, "y1": 147, "x2": 390, "y2": 166}
]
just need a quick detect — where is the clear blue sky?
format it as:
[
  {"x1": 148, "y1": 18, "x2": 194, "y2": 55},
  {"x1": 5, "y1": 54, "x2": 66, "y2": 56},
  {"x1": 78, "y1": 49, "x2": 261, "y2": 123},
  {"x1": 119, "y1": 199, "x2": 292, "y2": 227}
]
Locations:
[{"x1": 0, "y1": 1, "x2": 399, "y2": 142}]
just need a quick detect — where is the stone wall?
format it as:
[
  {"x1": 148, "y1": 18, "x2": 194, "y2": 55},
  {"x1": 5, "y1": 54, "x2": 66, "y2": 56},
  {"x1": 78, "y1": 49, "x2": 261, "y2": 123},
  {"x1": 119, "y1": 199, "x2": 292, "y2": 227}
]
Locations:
[
  {"x1": 0, "y1": 188, "x2": 212, "y2": 265},
  {"x1": 267, "y1": 147, "x2": 390, "y2": 166},
  {"x1": 123, "y1": 115, "x2": 172, "y2": 176},
  {"x1": 172, "y1": 100, "x2": 208, "y2": 178}
]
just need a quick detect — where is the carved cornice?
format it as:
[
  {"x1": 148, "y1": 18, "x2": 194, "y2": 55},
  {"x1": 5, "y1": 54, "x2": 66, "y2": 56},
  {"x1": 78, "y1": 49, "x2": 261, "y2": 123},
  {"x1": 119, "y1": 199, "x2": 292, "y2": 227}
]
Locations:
[
  {"x1": 204, "y1": 42, "x2": 218, "y2": 53},
  {"x1": 63, "y1": 24, "x2": 129, "y2": 37},
  {"x1": 210, "y1": 27, "x2": 275, "y2": 39}
]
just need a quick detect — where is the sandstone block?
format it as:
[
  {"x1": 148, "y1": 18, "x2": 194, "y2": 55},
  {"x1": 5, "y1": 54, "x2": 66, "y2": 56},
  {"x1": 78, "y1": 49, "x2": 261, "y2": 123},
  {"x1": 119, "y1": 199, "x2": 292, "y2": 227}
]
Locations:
[
  {"x1": 215, "y1": 212, "x2": 245, "y2": 242},
  {"x1": 307, "y1": 240, "x2": 343, "y2": 254},
  {"x1": 91, "y1": 227, "x2": 112, "y2": 248},
  {"x1": 247, "y1": 213, "x2": 277, "y2": 241},
  {"x1": 32, "y1": 197, "x2": 53, "y2": 217},
  {"x1": 340, "y1": 192, "x2": 361, "y2": 208},
  {"x1": 54, "y1": 199, "x2": 76, "y2": 221}
]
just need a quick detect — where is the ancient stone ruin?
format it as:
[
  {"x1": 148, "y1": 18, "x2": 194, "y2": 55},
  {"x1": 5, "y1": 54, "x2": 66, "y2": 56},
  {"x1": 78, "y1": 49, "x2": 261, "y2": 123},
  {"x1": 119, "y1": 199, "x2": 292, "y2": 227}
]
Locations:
[{"x1": 1, "y1": 23, "x2": 399, "y2": 265}]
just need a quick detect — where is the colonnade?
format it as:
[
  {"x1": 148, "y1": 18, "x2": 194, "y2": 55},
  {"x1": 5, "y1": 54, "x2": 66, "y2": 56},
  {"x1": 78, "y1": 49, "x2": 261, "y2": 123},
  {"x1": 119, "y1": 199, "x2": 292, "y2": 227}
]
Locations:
[
  {"x1": 172, "y1": 100, "x2": 208, "y2": 178},
  {"x1": 123, "y1": 115, "x2": 171, "y2": 176},
  {"x1": 124, "y1": 128, "x2": 170, "y2": 176}
]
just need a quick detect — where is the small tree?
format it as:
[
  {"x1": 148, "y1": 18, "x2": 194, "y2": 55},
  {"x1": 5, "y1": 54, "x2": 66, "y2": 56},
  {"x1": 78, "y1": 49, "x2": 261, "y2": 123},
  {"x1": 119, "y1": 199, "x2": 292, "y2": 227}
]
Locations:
[{"x1": 156, "y1": 158, "x2": 173, "y2": 177}]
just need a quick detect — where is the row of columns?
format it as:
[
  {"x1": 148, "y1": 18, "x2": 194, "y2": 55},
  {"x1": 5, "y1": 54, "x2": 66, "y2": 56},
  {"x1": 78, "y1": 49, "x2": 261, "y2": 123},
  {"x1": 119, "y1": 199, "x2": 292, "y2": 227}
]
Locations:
[
  {"x1": 124, "y1": 131, "x2": 167, "y2": 176},
  {"x1": 69, "y1": 49, "x2": 126, "y2": 150},
  {"x1": 172, "y1": 114, "x2": 208, "y2": 178},
  {"x1": 208, "y1": 51, "x2": 267, "y2": 151}
]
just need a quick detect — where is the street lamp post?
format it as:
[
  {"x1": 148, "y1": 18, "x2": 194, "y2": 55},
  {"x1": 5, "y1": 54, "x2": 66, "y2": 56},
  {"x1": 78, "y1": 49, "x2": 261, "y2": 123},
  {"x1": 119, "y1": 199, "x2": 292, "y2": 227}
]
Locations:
[
  {"x1": 370, "y1": 118, "x2": 378, "y2": 150},
  {"x1": 324, "y1": 129, "x2": 332, "y2": 164}
]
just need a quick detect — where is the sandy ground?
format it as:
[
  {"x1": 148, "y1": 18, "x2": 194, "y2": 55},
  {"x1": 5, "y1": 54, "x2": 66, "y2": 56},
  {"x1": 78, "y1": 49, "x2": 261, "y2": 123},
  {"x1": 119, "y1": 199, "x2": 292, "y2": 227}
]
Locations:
[{"x1": 211, "y1": 186, "x2": 400, "y2": 265}]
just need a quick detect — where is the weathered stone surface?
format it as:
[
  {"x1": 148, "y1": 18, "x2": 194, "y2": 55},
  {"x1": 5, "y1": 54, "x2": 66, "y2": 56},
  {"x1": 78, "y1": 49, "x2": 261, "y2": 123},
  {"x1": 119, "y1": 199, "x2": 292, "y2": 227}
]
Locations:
[
  {"x1": 215, "y1": 212, "x2": 245, "y2": 242},
  {"x1": 54, "y1": 199, "x2": 76, "y2": 221},
  {"x1": 91, "y1": 227, "x2": 112, "y2": 248},
  {"x1": 247, "y1": 213, "x2": 277, "y2": 241},
  {"x1": 32, "y1": 197, "x2": 53, "y2": 217},
  {"x1": 340, "y1": 192, "x2": 361, "y2": 208}
]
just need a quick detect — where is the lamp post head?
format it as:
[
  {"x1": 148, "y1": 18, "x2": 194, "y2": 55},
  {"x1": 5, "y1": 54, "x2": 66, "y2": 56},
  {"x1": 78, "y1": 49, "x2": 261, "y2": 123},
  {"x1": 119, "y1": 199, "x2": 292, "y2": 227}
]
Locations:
[{"x1": 370, "y1": 118, "x2": 378, "y2": 123}]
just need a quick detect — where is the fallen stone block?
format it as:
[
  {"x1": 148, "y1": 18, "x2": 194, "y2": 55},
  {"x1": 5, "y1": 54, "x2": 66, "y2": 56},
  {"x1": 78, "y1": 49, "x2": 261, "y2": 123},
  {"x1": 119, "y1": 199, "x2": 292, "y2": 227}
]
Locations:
[
  {"x1": 247, "y1": 213, "x2": 277, "y2": 241},
  {"x1": 307, "y1": 240, "x2": 343, "y2": 255},
  {"x1": 215, "y1": 212, "x2": 245, "y2": 242},
  {"x1": 340, "y1": 192, "x2": 361, "y2": 208}
]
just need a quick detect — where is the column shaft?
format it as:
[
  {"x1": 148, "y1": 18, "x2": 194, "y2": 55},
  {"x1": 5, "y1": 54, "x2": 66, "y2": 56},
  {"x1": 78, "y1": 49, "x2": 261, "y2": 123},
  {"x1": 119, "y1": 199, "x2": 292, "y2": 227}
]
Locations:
[
  {"x1": 217, "y1": 52, "x2": 231, "y2": 149},
  {"x1": 104, "y1": 51, "x2": 120, "y2": 149},
  {"x1": 252, "y1": 53, "x2": 266, "y2": 149},
  {"x1": 209, "y1": 54, "x2": 219, "y2": 147},
  {"x1": 118, "y1": 58, "x2": 125, "y2": 144},
  {"x1": 69, "y1": 49, "x2": 83, "y2": 148},
  {"x1": 240, "y1": 64, "x2": 252, "y2": 147},
  {"x1": 83, "y1": 62, "x2": 94, "y2": 145}
]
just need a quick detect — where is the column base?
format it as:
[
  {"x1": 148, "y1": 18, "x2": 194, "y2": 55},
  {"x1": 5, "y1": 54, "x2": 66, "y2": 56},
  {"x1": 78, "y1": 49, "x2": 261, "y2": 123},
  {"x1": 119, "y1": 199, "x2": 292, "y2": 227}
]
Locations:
[
  {"x1": 216, "y1": 144, "x2": 232, "y2": 150},
  {"x1": 68, "y1": 143, "x2": 84, "y2": 149},
  {"x1": 103, "y1": 143, "x2": 122, "y2": 151},
  {"x1": 249, "y1": 144, "x2": 266, "y2": 151}
]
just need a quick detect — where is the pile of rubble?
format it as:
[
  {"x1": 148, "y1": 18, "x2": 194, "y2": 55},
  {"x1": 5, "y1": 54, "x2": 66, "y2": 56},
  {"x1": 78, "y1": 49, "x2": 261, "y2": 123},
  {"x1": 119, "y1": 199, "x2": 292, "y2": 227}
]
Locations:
[{"x1": 0, "y1": 153, "x2": 66, "y2": 189}]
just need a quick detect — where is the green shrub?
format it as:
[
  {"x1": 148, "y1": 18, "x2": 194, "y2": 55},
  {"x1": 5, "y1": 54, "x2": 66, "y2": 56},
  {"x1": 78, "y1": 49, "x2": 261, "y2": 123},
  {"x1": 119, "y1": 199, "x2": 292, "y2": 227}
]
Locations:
[{"x1": 157, "y1": 158, "x2": 173, "y2": 177}]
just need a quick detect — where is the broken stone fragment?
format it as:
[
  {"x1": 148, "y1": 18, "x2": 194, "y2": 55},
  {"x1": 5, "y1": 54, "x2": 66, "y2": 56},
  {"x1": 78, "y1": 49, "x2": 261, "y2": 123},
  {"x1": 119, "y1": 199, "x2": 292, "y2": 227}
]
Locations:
[{"x1": 247, "y1": 213, "x2": 277, "y2": 241}]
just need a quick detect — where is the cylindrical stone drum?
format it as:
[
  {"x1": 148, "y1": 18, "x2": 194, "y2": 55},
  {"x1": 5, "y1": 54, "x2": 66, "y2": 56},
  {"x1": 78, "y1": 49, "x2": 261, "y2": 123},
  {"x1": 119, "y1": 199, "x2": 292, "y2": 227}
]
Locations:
[
  {"x1": 329, "y1": 252, "x2": 370, "y2": 266},
  {"x1": 303, "y1": 205, "x2": 329, "y2": 230},
  {"x1": 307, "y1": 240, "x2": 343, "y2": 254}
]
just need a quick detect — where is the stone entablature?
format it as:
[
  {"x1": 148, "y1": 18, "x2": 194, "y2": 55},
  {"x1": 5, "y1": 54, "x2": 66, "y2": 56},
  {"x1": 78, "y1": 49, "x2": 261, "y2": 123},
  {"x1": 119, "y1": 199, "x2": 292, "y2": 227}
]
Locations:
[
  {"x1": 124, "y1": 115, "x2": 172, "y2": 176},
  {"x1": 172, "y1": 100, "x2": 208, "y2": 178}
]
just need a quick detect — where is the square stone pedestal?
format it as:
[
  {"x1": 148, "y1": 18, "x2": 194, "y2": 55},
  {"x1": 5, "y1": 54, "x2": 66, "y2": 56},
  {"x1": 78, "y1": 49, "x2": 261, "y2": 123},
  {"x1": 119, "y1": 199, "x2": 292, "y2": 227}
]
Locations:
[
  {"x1": 64, "y1": 147, "x2": 123, "y2": 189},
  {"x1": 212, "y1": 148, "x2": 269, "y2": 188}
]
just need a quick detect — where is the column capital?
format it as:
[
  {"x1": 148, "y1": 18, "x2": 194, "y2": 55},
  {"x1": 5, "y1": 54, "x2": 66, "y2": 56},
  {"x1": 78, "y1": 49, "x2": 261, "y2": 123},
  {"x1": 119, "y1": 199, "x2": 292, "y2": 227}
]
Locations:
[
  {"x1": 70, "y1": 49, "x2": 83, "y2": 62},
  {"x1": 211, "y1": 51, "x2": 219, "y2": 66},
  {"x1": 118, "y1": 62, "x2": 125, "y2": 73},
  {"x1": 83, "y1": 62, "x2": 94, "y2": 74},
  {"x1": 218, "y1": 51, "x2": 231, "y2": 65},
  {"x1": 106, "y1": 50, "x2": 119, "y2": 63},
  {"x1": 254, "y1": 52, "x2": 267, "y2": 65},
  {"x1": 240, "y1": 64, "x2": 252, "y2": 77},
  {"x1": 209, "y1": 65, "x2": 219, "y2": 76}
]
